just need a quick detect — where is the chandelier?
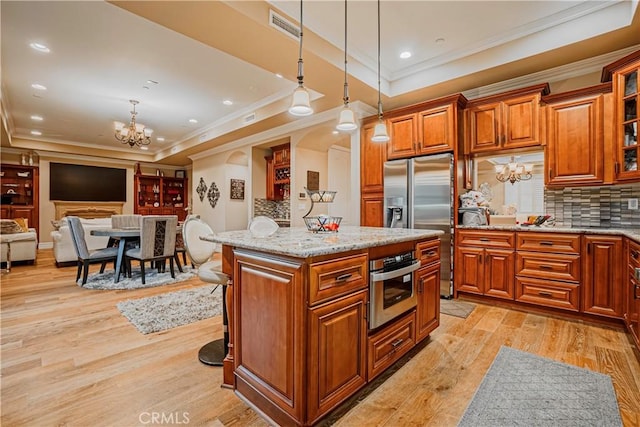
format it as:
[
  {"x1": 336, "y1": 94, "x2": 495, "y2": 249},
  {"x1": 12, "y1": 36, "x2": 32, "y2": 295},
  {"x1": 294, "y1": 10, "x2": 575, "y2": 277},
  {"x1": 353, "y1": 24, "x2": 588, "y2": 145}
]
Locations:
[
  {"x1": 114, "y1": 100, "x2": 152, "y2": 147},
  {"x1": 495, "y1": 156, "x2": 533, "y2": 184}
]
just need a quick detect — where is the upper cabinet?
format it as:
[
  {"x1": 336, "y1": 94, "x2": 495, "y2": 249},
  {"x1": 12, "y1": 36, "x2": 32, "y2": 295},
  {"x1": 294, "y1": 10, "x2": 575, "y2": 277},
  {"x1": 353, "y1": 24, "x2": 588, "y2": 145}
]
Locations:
[
  {"x1": 0, "y1": 164, "x2": 39, "y2": 234},
  {"x1": 265, "y1": 143, "x2": 290, "y2": 201},
  {"x1": 134, "y1": 174, "x2": 187, "y2": 221},
  {"x1": 387, "y1": 94, "x2": 466, "y2": 160},
  {"x1": 543, "y1": 84, "x2": 613, "y2": 187},
  {"x1": 465, "y1": 84, "x2": 549, "y2": 155},
  {"x1": 602, "y1": 49, "x2": 640, "y2": 182}
]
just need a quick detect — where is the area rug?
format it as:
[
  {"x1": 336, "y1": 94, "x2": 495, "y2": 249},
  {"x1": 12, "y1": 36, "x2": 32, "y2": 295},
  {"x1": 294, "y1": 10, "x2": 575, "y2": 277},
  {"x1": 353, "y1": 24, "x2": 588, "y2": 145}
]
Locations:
[
  {"x1": 78, "y1": 266, "x2": 196, "y2": 290},
  {"x1": 440, "y1": 298, "x2": 476, "y2": 318},
  {"x1": 116, "y1": 285, "x2": 223, "y2": 334},
  {"x1": 458, "y1": 346, "x2": 622, "y2": 427}
]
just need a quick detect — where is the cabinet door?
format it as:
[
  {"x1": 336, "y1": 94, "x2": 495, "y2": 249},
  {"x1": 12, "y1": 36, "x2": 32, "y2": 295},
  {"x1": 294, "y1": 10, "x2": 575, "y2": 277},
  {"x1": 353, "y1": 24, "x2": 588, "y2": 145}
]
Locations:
[
  {"x1": 546, "y1": 94, "x2": 604, "y2": 186},
  {"x1": 360, "y1": 122, "x2": 386, "y2": 194},
  {"x1": 455, "y1": 246, "x2": 484, "y2": 295},
  {"x1": 501, "y1": 93, "x2": 541, "y2": 149},
  {"x1": 360, "y1": 194, "x2": 384, "y2": 227},
  {"x1": 466, "y1": 102, "x2": 501, "y2": 153},
  {"x1": 614, "y1": 62, "x2": 640, "y2": 181},
  {"x1": 484, "y1": 248, "x2": 515, "y2": 300},
  {"x1": 418, "y1": 104, "x2": 455, "y2": 155},
  {"x1": 11, "y1": 207, "x2": 34, "y2": 228},
  {"x1": 415, "y1": 264, "x2": 440, "y2": 342},
  {"x1": 0, "y1": 206, "x2": 10, "y2": 219},
  {"x1": 628, "y1": 275, "x2": 640, "y2": 348},
  {"x1": 307, "y1": 290, "x2": 367, "y2": 423},
  {"x1": 265, "y1": 156, "x2": 275, "y2": 200},
  {"x1": 583, "y1": 235, "x2": 624, "y2": 318},
  {"x1": 387, "y1": 113, "x2": 417, "y2": 160}
]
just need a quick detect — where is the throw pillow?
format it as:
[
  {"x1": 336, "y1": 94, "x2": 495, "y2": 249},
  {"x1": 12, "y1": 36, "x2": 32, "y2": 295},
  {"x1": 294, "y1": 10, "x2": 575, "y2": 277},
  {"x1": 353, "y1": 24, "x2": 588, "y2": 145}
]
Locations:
[
  {"x1": 0, "y1": 219, "x2": 24, "y2": 234},
  {"x1": 13, "y1": 217, "x2": 29, "y2": 232}
]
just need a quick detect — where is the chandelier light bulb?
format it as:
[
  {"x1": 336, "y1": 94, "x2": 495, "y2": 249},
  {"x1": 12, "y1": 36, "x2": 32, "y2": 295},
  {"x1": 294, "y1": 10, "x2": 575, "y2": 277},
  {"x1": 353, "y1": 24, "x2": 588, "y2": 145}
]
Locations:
[{"x1": 114, "y1": 100, "x2": 152, "y2": 147}]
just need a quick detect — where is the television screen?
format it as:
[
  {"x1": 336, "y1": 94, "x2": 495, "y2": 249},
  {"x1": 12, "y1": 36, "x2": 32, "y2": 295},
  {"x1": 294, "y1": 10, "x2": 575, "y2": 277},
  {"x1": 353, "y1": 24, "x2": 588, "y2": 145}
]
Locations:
[{"x1": 50, "y1": 163, "x2": 126, "y2": 202}]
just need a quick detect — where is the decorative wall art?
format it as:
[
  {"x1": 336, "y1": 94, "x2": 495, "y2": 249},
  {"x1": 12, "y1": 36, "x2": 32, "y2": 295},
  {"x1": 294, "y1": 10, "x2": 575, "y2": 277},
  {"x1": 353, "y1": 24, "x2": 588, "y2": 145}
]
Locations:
[
  {"x1": 230, "y1": 179, "x2": 245, "y2": 200},
  {"x1": 207, "y1": 182, "x2": 220, "y2": 208},
  {"x1": 175, "y1": 170, "x2": 186, "y2": 179},
  {"x1": 307, "y1": 171, "x2": 319, "y2": 191},
  {"x1": 196, "y1": 178, "x2": 208, "y2": 202}
]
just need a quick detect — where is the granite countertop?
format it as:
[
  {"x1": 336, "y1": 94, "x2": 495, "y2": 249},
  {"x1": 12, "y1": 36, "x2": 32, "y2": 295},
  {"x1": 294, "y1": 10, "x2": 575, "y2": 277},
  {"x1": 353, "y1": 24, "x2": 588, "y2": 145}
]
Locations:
[
  {"x1": 457, "y1": 224, "x2": 640, "y2": 243},
  {"x1": 202, "y1": 226, "x2": 443, "y2": 258}
]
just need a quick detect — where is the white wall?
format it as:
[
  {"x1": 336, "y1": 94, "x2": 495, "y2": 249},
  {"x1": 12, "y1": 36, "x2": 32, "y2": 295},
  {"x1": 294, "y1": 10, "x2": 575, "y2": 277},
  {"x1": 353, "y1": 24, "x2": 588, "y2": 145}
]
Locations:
[{"x1": 328, "y1": 146, "x2": 353, "y2": 225}]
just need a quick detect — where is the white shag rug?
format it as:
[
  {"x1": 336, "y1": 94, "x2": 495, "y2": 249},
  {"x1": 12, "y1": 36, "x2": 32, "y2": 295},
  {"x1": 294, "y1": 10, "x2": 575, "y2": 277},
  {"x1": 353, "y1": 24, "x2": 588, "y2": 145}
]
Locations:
[
  {"x1": 78, "y1": 266, "x2": 196, "y2": 290},
  {"x1": 116, "y1": 285, "x2": 223, "y2": 334}
]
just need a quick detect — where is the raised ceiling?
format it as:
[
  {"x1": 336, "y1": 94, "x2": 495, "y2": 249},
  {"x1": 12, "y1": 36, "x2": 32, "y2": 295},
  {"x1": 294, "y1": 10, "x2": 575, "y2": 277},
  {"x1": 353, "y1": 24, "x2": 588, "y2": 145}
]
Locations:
[{"x1": 2, "y1": 1, "x2": 639, "y2": 166}]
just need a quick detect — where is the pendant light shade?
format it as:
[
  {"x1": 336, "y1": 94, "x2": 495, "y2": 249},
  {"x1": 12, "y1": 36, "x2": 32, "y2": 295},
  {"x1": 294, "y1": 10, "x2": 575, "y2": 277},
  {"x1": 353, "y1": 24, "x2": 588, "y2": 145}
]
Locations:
[
  {"x1": 372, "y1": 0, "x2": 389, "y2": 143},
  {"x1": 289, "y1": 0, "x2": 313, "y2": 117},
  {"x1": 336, "y1": 0, "x2": 357, "y2": 131}
]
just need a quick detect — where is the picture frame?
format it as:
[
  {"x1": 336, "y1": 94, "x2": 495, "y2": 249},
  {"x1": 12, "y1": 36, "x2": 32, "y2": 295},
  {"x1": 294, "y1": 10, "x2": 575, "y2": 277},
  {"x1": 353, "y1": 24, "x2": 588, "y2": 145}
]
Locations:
[
  {"x1": 175, "y1": 170, "x2": 186, "y2": 179},
  {"x1": 230, "y1": 178, "x2": 245, "y2": 200}
]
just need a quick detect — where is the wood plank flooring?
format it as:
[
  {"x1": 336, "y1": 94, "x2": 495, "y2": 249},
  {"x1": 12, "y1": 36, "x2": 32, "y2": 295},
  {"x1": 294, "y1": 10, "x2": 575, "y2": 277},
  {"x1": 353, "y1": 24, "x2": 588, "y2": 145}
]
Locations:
[{"x1": 1, "y1": 249, "x2": 639, "y2": 426}]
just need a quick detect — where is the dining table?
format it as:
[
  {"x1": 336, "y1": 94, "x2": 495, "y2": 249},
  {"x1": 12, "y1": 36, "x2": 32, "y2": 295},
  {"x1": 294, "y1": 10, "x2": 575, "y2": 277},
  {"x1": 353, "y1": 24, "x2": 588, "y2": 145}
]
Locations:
[{"x1": 90, "y1": 226, "x2": 184, "y2": 283}]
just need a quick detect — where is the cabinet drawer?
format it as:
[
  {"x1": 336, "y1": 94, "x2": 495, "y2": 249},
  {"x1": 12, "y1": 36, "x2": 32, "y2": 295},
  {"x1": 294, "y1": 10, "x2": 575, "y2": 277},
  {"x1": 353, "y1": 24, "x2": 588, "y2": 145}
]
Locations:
[
  {"x1": 516, "y1": 232, "x2": 580, "y2": 254},
  {"x1": 516, "y1": 252, "x2": 581, "y2": 282},
  {"x1": 309, "y1": 254, "x2": 368, "y2": 305},
  {"x1": 457, "y1": 230, "x2": 515, "y2": 248},
  {"x1": 416, "y1": 239, "x2": 440, "y2": 266},
  {"x1": 515, "y1": 277, "x2": 580, "y2": 312},
  {"x1": 367, "y1": 311, "x2": 415, "y2": 380}
]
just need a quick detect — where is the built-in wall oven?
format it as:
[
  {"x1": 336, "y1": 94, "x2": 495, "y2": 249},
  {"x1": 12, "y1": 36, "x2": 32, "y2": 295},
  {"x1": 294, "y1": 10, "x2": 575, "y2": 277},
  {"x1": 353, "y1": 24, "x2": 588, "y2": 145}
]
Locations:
[{"x1": 369, "y1": 251, "x2": 421, "y2": 330}]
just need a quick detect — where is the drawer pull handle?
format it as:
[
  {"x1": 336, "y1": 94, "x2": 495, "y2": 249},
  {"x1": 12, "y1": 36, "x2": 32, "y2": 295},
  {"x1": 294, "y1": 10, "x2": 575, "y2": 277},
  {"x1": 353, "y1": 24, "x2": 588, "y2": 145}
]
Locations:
[
  {"x1": 391, "y1": 338, "x2": 404, "y2": 349},
  {"x1": 632, "y1": 251, "x2": 639, "y2": 260},
  {"x1": 479, "y1": 238, "x2": 490, "y2": 242},
  {"x1": 426, "y1": 251, "x2": 437, "y2": 257},
  {"x1": 336, "y1": 273, "x2": 352, "y2": 282},
  {"x1": 539, "y1": 265, "x2": 553, "y2": 270},
  {"x1": 539, "y1": 241, "x2": 554, "y2": 246},
  {"x1": 538, "y1": 291, "x2": 553, "y2": 298},
  {"x1": 635, "y1": 284, "x2": 640, "y2": 300}
]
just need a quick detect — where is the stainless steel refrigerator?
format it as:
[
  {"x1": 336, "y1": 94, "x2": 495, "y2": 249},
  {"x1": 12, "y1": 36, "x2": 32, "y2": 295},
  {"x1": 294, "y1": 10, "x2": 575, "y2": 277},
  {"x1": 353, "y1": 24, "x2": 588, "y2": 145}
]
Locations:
[{"x1": 383, "y1": 153, "x2": 453, "y2": 298}]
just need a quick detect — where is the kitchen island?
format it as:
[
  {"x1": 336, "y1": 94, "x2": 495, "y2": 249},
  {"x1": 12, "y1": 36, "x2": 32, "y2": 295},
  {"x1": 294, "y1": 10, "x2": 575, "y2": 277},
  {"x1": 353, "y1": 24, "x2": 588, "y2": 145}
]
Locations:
[{"x1": 203, "y1": 226, "x2": 443, "y2": 426}]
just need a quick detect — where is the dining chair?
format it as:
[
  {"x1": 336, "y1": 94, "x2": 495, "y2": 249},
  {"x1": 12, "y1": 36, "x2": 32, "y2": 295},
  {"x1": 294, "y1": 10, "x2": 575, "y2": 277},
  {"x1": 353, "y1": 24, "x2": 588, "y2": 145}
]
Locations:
[
  {"x1": 182, "y1": 215, "x2": 230, "y2": 366},
  {"x1": 125, "y1": 215, "x2": 178, "y2": 285},
  {"x1": 111, "y1": 214, "x2": 141, "y2": 229},
  {"x1": 67, "y1": 216, "x2": 120, "y2": 286}
]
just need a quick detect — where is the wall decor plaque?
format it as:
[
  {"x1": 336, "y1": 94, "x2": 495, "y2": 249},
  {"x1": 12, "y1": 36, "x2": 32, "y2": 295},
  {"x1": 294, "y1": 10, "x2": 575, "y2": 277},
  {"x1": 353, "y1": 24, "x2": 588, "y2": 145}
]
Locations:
[
  {"x1": 230, "y1": 179, "x2": 245, "y2": 200},
  {"x1": 196, "y1": 177, "x2": 208, "y2": 202},
  {"x1": 307, "y1": 171, "x2": 319, "y2": 191},
  {"x1": 207, "y1": 182, "x2": 220, "y2": 208}
]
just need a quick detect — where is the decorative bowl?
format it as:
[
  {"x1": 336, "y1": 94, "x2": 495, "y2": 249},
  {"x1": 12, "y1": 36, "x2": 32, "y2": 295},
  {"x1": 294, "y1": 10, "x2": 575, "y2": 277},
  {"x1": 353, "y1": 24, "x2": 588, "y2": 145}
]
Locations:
[{"x1": 304, "y1": 215, "x2": 342, "y2": 233}]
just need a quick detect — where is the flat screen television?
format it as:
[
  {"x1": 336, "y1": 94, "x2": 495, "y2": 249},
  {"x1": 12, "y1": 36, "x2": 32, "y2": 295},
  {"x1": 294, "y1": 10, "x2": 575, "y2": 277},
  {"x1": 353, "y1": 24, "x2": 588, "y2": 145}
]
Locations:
[{"x1": 50, "y1": 163, "x2": 126, "y2": 202}]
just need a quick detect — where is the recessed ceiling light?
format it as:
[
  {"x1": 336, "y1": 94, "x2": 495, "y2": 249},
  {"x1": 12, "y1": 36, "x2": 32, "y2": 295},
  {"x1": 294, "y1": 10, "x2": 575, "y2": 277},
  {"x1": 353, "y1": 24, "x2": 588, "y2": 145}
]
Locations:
[
  {"x1": 30, "y1": 115, "x2": 43, "y2": 121},
  {"x1": 146, "y1": 80, "x2": 158, "y2": 85},
  {"x1": 399, "y1": 51, "x2": 412, "y2": 59},
  {"x1": 157, "y1": 137, "x2": 165, "y2": 142},
  {"x1": 31, "y1": 83, "x2": 47, "y2": 91},
  {"x1": 275, "y1": 73, "x2": 283, "y2": 79},
  {"x1": 140, "y1": 146, "x2": 149, "y2": 150},
  {"x1": 30, "y1": 130, "x2": 42, "y2": 136},
  {"x1": 29, "y1": 42, "x2": 50, "y2": 53},
  {"x1": 223, "y1": 100, "x2": 233, "y2": 106},
  {"x1": 188, "y1": 119, "x2": 198, "y2": 124}
]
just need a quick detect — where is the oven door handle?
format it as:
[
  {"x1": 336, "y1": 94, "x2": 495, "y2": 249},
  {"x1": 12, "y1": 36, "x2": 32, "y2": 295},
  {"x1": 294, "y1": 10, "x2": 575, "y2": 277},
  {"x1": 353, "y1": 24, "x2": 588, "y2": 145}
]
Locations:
[{"x1": 370, "y1": 260, "x2": 421, "y2": 282}]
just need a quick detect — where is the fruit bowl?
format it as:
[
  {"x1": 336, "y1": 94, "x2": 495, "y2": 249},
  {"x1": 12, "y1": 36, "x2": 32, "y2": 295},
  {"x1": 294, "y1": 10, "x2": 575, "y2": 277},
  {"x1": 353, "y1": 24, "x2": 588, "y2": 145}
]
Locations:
[{"x1": 304, "y1": 216, "x2": 342, "y2": 233}]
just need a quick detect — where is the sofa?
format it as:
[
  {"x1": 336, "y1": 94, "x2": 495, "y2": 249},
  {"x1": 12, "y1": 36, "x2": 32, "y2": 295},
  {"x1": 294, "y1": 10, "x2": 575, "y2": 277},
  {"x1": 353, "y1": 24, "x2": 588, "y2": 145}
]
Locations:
[
  {"x1": 51, "y1": 217, "x2": 113, "y2": 266},
  {"x1": 0, "y1": 219, "x2": 38, "y2": 269}
]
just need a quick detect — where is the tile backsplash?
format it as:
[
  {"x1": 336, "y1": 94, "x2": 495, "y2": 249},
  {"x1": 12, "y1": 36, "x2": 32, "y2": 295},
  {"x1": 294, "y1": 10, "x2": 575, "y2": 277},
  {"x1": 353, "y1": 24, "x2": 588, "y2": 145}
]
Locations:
[
  {"x1": 254, "y1": 198, "x2": 290, "y2": 220},
  {"x1": 545, "y1": 184, "x2": 640, "y2": 228}
]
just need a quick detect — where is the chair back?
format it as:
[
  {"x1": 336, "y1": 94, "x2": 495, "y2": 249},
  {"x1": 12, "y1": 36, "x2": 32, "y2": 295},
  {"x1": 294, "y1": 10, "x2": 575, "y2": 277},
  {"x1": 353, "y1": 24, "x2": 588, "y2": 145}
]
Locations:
[
  {"x1": 138, "y1": 215, "x2": 178, "y2": 259},
  {"x1": 111, "y1": 214, "x2": 141, "y2": 229},
  {"x1": 67, "y1": 216, "x2": 90, "y2": 259},
  {"x1": 182, "y1": 216, "x2": 216, "y2": 267}
]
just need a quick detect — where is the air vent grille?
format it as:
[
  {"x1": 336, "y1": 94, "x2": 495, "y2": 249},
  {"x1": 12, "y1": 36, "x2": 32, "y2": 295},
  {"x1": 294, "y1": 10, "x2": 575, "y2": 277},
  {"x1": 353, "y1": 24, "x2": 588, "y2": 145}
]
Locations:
[
  {"x1": 244, "y1": 113, "x2": 256, "y2": 123},
  {"x1": 269, "y1": 9, "x2": 300, "y2": 40}
]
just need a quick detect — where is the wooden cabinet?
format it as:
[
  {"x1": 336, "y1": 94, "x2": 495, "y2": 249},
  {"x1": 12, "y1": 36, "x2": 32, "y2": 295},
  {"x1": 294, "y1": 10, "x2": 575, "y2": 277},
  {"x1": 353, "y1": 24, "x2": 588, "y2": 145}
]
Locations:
[
  {"x1": 415, "y1": 263, "x2": 440, "y2": 342},
  {"x1": 455, "y1": 230, "x2": 515, "y2": 300},
  {"x1": 0, "y1": 164, "x2": 39, "y2": 234},
  {"x1": 134, "y1": 174, "x2": 187, "y2": 220},
  {"x1": 465, "y1": 84, "x2": 549, "y2": 154},
  {"x1": 603, "y1": 49, "x2": 640, "y2": 182},
  {"x1": 582, "y1": 235, "x2": 624, "y2": 319},
  {"x1": 367, "y1": 310, "x2": 415, "y2": 380},
  {"x1": 387, "y1": 94, "x2": 465, "y2": 160},
  {"x1": 360, "y1": 120, "x2": 386, "y2": 226},
  {"x1": 515, "y1": 232, "x2": 581, "y2": 312},
  {"x1": 265, "y1": 143, "x2": 290, "y2": 201},
  {"x1": 625, "y1": 239, "x2": 640, "y2": 351},
  {"x1": 544, "y1": 86, "x2": 612, "y2": 186}
]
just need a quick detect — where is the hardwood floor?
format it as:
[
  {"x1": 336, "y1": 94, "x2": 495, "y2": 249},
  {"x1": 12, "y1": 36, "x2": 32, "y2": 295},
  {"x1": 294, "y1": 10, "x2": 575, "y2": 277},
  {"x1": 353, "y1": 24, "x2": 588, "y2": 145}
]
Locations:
[{"x1": 2, "y1": 249, "x2": 639, "y2": 426}]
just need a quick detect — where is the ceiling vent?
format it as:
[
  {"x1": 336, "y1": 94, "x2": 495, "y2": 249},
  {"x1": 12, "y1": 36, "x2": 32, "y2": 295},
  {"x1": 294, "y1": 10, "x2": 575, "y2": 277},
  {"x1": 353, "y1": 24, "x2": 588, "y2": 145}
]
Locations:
[
  {"x1": 244, "y1": 113, "x2": 256, "y2": 123},
  {"x1": 269, "y1": 9, "x2": 300, "y2": 40}
]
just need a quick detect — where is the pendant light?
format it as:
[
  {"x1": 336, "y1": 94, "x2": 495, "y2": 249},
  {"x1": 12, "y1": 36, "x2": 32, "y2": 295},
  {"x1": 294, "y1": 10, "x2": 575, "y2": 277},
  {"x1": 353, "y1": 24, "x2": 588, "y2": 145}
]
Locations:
[
  {"x1": 336, "y1": 0, "x2": 357, "y2": 131},
  {"x1": 371, "y1": 0, "x2": 389, "y2": 142},
  {"x1": 289, "y1": 0, "x2": 313, "y2": 116}
]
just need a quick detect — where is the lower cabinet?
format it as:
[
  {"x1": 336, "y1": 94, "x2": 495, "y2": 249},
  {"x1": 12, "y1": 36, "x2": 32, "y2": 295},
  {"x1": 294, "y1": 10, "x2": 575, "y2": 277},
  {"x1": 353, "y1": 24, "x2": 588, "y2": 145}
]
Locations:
[
  {"x1": 625, "y1": 239, "x2": 640, "y2": 349},
  {"x1": 582, "y1": 235, "x2": 624, "y2": 318},
  {"x1": 307, "y1": 290, "x2": 367, "y2": 423},
  {"x1": 415, "y1": 263, "x2": 440, "y2": 342},
  {"x1": 367, "y1": 310, "x2": 416, "y2": 380}
]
